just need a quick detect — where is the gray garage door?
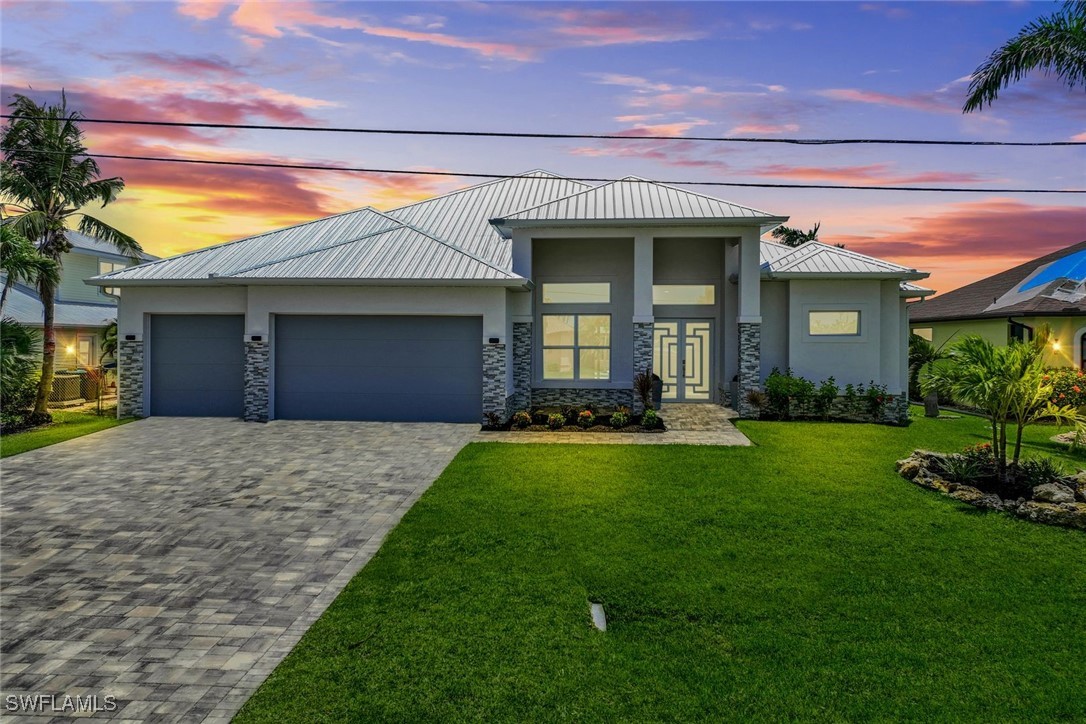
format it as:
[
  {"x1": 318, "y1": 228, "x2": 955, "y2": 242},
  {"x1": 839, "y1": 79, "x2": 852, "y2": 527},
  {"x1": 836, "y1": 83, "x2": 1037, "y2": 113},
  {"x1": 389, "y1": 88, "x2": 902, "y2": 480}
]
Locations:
[
  {"x1": 149, "y1": 315, "x2": 244, "y2": 417},
  {"x1": 275, "y1": 315, "x2": 482, "y2": 422}
]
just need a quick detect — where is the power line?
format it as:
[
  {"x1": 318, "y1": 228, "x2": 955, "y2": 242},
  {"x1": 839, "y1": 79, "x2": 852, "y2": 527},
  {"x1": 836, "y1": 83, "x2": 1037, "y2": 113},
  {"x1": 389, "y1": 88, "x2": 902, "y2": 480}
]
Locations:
[
  {"x1": 4, "y1": 146, "x2": 1081, "y2": 193},
  {"x1": 1, "y1": 114, "x2": 1082, "y2": 147}
]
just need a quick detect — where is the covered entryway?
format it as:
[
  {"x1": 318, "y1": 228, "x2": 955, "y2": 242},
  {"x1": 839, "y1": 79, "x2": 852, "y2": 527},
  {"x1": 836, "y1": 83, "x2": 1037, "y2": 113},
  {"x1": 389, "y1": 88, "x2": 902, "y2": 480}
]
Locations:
[
  {"x1": 149, "y1": 314, "x2": 245, "y2": 416},
  {"x1": 654, "y1": 319, "x2": 714, "y2": 401},
  {"x1": 274, "y1": 315, "x2": 483, "y2": 422}
]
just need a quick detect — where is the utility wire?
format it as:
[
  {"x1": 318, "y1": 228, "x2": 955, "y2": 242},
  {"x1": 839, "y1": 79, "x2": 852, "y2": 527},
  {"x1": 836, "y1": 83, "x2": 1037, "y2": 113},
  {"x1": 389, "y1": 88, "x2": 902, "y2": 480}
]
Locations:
[
  {"x1": 1, "y1": 114, "x2": 1082, "y2": 147},
  {"x1": 4, "y1": 146, "x2": 1081, "y2": 193}
]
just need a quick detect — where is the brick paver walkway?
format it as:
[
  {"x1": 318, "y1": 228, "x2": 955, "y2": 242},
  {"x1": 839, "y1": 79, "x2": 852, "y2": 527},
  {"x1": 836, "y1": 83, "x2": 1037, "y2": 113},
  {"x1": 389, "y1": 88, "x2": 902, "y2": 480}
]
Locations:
[
  {"x1": 477, "y1": 403, "x2": 751, "y2": 445},
  {"x1": 1, "y1": 418, "x2": 476, "y2": 722}
]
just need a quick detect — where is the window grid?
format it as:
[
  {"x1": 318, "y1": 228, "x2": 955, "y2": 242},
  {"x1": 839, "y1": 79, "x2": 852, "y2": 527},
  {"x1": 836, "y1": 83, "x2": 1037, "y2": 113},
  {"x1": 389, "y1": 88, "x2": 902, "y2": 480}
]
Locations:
[
  {"x1": 542, "y1": 314, "x2": 611, "y2": 381},
  {"x1": 99, "y1": 260, "x2": 124, "y2": 297}
]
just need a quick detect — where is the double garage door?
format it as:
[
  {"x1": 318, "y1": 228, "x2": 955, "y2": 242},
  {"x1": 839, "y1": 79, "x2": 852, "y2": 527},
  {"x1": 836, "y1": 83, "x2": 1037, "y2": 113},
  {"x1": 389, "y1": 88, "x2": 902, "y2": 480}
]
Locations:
[{"x1": 148, "y1": 314, "x2": 482, "y2": 422}]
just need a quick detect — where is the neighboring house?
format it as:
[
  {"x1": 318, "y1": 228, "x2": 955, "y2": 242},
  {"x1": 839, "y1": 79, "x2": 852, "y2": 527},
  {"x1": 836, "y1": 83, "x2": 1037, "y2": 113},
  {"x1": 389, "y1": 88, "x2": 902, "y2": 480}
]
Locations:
[
  {"x1": 3, "y1": 230, "x2": 154, "y2": 370},
  {"x1": 910, "y1": 241, "x2": 1086, "y2": 369},
  {"x1": 90, "y1": 172, "x2": 932, "y2": 424}
]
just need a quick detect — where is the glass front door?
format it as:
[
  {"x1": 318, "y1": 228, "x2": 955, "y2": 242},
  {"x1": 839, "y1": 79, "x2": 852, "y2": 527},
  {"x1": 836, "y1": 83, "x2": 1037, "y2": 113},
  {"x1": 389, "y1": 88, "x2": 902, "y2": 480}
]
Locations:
[{"x1": 653, "y1": 319, "x2": 713, "y2": 402}]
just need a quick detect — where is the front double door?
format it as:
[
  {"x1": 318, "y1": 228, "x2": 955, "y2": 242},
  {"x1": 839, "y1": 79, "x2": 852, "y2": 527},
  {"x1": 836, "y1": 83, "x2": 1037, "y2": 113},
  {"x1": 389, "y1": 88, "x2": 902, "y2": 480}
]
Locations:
[{"x1": 653, "y1": 319, "x2": 713, "y2": 402}]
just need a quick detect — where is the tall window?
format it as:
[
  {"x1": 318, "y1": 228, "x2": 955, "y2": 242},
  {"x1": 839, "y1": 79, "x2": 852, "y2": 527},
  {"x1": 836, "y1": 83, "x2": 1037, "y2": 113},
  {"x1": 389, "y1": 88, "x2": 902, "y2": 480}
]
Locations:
[
  {"x1": 99, "y1": 260, "x2": 124, "y2": 297},
  {"x1": 542, "y1": 314, "x2": 611, "y2": 380},
  {"x1": 1009, "y1": 321, "x2": 1033, "y2": 343}
]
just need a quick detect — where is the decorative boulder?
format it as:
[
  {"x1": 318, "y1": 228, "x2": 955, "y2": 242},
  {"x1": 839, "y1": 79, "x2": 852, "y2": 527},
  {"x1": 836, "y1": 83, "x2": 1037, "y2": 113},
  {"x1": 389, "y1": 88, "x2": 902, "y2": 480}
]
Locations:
[
  {"x1": 1032, "y1": 482, "x2": 1076, "y2": 505},
  {"x1": 896, "y1": 458, "x2": 922, "y2": 480},
  {"x1": 949, "y1": 485, "x2": 986, "y2": 505},
  {"x1": 1016, "y1": 501, "x2": 1086, "y2": 530}
]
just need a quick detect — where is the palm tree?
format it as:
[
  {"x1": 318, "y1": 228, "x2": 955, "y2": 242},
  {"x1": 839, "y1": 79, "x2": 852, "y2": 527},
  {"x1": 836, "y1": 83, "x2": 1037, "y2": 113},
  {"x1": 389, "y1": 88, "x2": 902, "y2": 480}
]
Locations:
[
  {"x1": 908, "y1": 333, "x2": 948, "y2": 417},
  {"x1": 1, "y1": 93, "x2": 139, "y2": 415},
  {"x1": 963, "y1": 1, "x2": 1086, "y2": 112},
  {"x1": 0, "y1": 221, "x2": 58, "y2": 313},
  {"x1": 771, "y1": 222, "x2": 821, "y2": 247},
  {"x1": 0, "y1": 317, "x2": 41, "y2": 420}
]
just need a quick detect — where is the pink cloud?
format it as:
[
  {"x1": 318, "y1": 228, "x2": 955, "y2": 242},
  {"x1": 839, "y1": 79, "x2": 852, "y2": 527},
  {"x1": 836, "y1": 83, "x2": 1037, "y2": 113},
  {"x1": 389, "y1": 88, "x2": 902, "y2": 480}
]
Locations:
[
  {"x1": 616, "y1": 120, "x2": 712, "y2": 138},
  {"x1": 728, "y1": 123, "x2": 799, "y2": 135},
  {"x1": 816, "y1": 88, "x2": 954, "y2": 114},
  {"x1": 753, "y1": 163, "x2": 990, "y2": 186},
  {"x1": 176, "y1": 0, "x2": 230, "y2": 21},
  {"x1": 1071, "y1": 131, "x2": 1086, "y2": 142}
]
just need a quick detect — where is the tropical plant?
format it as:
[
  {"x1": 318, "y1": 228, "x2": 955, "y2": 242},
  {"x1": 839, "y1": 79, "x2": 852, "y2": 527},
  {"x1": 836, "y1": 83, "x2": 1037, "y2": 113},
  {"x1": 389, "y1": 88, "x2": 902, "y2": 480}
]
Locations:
[
  {"x1": 610, "y1": 410, "x2": 629, "y2": 428},
  {"x1": 963, "y1": 0, "x2": 1086, "y2": 112},
  {"x1": 813, "y1": 377, "x2": 839, "y2": 420},
  {"x1": 0, "y1": 221, "x2": 58, "y2": 312},
  {"x1": 908, "y1": 333, "x2": 949, "y2": 416},
  {"x1": 1046, "y1": 367, "x2": 1086, "y2": 408},
  {"x1": 512, "y1": 410, "x2": 531, "y2": 429},
  {"x1": 641, "y1": 408, "x2": 659, "y2": 428},
  {"x1": 100, "y1": 320, "x2": 118, "y2": 360},
  {"x1": 547, "y1": 412, "x2": 565, "y2": 430},
  {"x1": 1, "y1": 93, "x2": 140, "y2": 415},
  {"x1": 0, "y1": 318, "x2": 42, "y2": 425},
  {"x1": 634, "y1": 368, "x2": 655, "y2": 410},
  {"x1": 770, "y1": 222, "x2": 821, "y2": 247},
  {"x1": 577, "y1": 409, "x2": 595, "y2": 428},
  {"x1": 923, "y1": 327, "x2": 1081, "y2": 482}
]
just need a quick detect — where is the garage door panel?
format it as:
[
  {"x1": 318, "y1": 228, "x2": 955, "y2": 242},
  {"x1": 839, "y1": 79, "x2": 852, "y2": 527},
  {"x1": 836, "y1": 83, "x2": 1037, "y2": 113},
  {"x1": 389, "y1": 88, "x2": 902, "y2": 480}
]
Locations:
[
  {"x1": 277, "y1": 363, "x2": 483, "y2": 396},
  {"x1": 275, "y1": 315, "x2": 482, "y2": 422},
  {"x1": 276, "y1": 338, "x2": 481, "y2": 368},
  {"x1": 275, "y1": 393, "x2": 480, "y2": 422},
  {"x1": 150, "y1": 315, "x2": 244, "y2": 417}
]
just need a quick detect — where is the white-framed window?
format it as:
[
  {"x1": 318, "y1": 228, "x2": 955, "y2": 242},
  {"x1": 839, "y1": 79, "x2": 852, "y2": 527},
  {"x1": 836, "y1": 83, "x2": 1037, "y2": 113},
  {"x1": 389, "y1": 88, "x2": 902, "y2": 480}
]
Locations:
[
  {"x1": 913, "y1": 327, "x2": 933, "y2": 341},
  {"x1": 653, "y1": 284, "x2": 715, "y2": 305},
  {"x1": 99, "y1": 260, "x2": 124, "y2": 297},
  {"x1": 542, "y1": 314, "x2": 611, "y2": 380},
  {"x1": 76, "y1": 335, "x2": 95, "y2": 366},
  {"x1": 541, "y1": 282, "x2": 610, "y2": 304},
  {"x1": 809, "y1": 310, "x2": 860, "y2": 336}
]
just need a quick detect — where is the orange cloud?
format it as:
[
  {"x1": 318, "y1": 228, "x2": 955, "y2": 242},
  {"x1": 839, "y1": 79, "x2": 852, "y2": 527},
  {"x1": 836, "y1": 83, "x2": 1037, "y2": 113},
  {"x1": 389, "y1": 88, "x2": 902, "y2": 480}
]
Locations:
[
  {"x1": 616, "y1": 120, "x2": 712, "y2": 138},
  {"x1": 728, "y1": 123, "x2": 799, "y2": 135},
  {"x1": 826, "y1": 198, "x2": 1086, "y2": 293},
  {"x1": 815, "y1": 88, "x2": 954, "y2": 114}
]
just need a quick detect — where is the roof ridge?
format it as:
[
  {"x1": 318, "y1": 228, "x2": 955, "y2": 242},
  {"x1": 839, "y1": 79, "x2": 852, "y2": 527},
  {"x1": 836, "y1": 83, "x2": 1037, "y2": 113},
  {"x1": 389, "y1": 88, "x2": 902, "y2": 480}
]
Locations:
[
  {"x1": 388, "y1": 170, "x2": 590, "y2": 214},
  {"x1": 806, "y1": 240, "x2": 914, "y2": 270},
  {"x1": 634, "y1": 177, "x2": 777, "y2": 218},
  {"x1": 371, "y1": 210, "x2": 517, "y2": 278},
  {"x1": 223, "y1": 221, "x2": 413, "y2": 277},
  {"x1": 98, "y1": 206, "x2": 391, "y2": 278}
]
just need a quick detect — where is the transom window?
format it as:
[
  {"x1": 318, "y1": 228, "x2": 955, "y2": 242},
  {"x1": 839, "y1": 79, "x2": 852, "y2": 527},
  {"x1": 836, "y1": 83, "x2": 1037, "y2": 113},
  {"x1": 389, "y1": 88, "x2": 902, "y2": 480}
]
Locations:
[
  {"x1": 542, "y1": 314, "x2": 610, "y2": 380},
  {"x1": 99, "y1": 260, "x2": 124, "y2": 297},
  {"x1": 542, "y1": 282, "x2": 610, "y2": 304},
  {"x1": 808, "y1": 310, "x2": 860, "y2": 336},
  {"x1": 653, "y1": 284, "x2": 715, "y2": 305}
]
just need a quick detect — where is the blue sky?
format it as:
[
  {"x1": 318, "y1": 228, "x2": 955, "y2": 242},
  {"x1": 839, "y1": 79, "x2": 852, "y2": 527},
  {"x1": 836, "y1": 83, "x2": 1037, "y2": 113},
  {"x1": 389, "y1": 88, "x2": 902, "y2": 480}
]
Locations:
[{"x1": 2, "y1": 0, "x2": 1083, "y2": 292}]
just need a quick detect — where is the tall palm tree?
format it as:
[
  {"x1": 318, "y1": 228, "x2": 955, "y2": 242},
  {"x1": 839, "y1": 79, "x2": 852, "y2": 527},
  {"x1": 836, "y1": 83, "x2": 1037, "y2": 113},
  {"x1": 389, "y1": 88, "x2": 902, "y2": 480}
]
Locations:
[
  {"x1": 770, "y1": 222, "x2": 821, "y2": 248},
  {"x1": 1, "y1": 93, "x2": 140, "y2": 415},
  {"x1": 0, "y1": 221, "x2": 59, "y2": 313},
  {"x1": 963, "y1": 1, "x2": 1086, "y2": 112}
]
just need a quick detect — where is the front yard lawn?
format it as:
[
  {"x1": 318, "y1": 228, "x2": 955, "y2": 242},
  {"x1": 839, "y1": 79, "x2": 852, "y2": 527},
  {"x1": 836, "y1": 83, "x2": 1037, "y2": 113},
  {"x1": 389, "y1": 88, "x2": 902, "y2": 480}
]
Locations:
[
  {"x1": 239, "y1": 409, "x2": 1086, "y2": 721},
  {"x1": 0, "y1": 408, "x2": 132, "y2": 458}
]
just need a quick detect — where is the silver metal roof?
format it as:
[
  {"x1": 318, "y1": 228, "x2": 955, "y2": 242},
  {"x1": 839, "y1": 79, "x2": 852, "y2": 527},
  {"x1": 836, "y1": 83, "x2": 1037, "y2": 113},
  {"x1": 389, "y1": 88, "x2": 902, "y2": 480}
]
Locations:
[
  {"x1": 493, "y1": 176, "x2": 785, "y2": 231},
  {"x1": 62, "y1": 230, "x2": 157, "y2": 260},
  {"x1": 761, "y1": 241, "x2": 926, "y2": 279},
  {"x1": 3, "y1": 283, "x2": 116, "y2": 327},
  {"x1": 387, "y1": 170, "x2": 591, "y2": 268},
  {"x1": 229, "y1": 224, "x2": 517, "y2": 282},
  {"x1": 900, "y1": 281, "x2": 936, "y2": 297}
]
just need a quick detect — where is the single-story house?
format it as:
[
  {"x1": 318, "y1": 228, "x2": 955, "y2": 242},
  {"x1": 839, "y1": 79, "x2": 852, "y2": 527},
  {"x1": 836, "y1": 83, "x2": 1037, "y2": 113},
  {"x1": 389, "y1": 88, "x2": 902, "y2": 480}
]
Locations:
[
  {"x1": 89, "y1": 171, "x2": 932, "y2": 423},
  {"x1": 910, "y1": 240, "x2": 1086, "y2": 368}
]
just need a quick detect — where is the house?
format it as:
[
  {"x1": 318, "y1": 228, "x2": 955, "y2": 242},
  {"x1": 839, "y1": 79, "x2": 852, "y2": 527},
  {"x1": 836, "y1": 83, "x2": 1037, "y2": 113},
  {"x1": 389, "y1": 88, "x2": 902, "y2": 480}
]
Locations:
[
  {"x1": 910, "y1": 241, "x2": 1086, "y2": 369},
  {"x1": 89, "y1": 172, "x2": 932, "y2": 423},
  {"x1": 2, "y1": 231, "x2": 154, "y2": 403}
]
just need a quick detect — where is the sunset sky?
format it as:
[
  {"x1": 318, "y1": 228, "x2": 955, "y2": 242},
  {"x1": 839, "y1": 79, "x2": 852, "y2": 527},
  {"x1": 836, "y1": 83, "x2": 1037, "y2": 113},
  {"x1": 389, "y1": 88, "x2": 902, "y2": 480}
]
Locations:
[{"x1": 1, "y1": 0, "x2": 1083, "y2": 295}]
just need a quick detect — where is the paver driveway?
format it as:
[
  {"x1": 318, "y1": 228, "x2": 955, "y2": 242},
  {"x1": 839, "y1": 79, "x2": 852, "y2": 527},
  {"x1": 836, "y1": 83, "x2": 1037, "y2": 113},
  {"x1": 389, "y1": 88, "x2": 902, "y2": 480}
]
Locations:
[{"x1": 1, "y1": 418, "x2": 476, "y2": 721}]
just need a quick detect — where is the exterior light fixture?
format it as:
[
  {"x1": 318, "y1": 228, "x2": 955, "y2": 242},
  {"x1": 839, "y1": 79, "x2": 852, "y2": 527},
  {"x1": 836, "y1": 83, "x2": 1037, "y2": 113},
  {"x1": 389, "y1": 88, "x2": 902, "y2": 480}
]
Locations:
[
  {"x1": 65, "y1": 345, "x2": 75, "y2": 355},
  {"x1": 1052, "y1": 339, "x2": 1062, "y2": 351}
]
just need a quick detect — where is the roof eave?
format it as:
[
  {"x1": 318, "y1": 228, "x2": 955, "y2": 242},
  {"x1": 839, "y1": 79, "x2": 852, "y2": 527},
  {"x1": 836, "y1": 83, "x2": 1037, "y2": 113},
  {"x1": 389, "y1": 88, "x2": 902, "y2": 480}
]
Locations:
[
  {"x1": 88, "y1": 276, "x2": 529, "y2": 289},
  {"x1": 762, "y1": 271, "x2": 930, "y2": 281}
]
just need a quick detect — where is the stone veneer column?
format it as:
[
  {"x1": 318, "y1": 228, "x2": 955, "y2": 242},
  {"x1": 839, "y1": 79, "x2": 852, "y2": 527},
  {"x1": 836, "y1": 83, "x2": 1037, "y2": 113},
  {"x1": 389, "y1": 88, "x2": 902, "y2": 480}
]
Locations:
[
  {"x1": 632, "y1": 321, "x2": 654, "y2": 412},
  {"x1": 512, "y1": 321, "x2": 532, "y2": 413},
  {"x1": 482, "y1": 342, "x2": 507, "y2": 423},
  {"x1": 117, "y1": 339, "x2": 144, "y2": 419},
  {"x1": 736, "y1": 322, "x2": 761, "y2": 417},
  {"x1": 244, "y1": 339, "x2": 270, "y2": 422}
]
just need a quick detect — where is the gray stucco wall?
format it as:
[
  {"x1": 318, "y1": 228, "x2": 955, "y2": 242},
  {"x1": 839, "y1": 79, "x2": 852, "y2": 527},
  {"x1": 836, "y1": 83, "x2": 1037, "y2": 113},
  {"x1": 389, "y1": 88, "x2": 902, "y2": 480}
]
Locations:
[
  {"x1": 760, "y1": 281, "x2": 789, "y2": 378},
  {"x1": 532, "y1": 238, "x2": 634, "y2": 387}
]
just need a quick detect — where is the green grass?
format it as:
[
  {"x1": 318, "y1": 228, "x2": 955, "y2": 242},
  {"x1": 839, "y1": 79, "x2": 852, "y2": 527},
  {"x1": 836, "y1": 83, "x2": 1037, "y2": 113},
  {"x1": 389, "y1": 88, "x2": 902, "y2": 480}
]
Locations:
[
  {"x1": 0, "y1": 408, "x2": 132, "y2": 457},
  {"x1": 238, "y1": 409, "x2": 1086, "y2": 722}
]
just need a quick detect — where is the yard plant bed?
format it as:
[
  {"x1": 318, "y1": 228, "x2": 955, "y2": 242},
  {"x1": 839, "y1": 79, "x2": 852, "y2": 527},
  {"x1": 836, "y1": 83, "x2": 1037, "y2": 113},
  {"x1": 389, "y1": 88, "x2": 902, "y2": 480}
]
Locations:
[
  {"x1": 238, "y1": 408, "x2": 1086, "y2": 722},
  {"x1": 483, "y1": 405, "x2": 665, "y2": 433}
]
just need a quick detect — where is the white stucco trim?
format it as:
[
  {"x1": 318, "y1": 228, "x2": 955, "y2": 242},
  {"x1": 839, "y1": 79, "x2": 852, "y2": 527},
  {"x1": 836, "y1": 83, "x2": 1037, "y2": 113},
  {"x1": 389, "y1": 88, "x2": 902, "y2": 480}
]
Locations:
[{"x1": 1074, "y1": 325, "x2": 1086, "y2": 369}]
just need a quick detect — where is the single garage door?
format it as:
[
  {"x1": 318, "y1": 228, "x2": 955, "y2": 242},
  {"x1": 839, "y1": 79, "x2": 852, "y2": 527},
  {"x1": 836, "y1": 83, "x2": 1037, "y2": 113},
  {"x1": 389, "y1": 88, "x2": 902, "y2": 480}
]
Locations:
[
  {"x1": 275, "y1": 315, "x2": 482, "y2": 422},
  {"x1": 149, "y1": 315, "x2": 245, "y2": 417}
]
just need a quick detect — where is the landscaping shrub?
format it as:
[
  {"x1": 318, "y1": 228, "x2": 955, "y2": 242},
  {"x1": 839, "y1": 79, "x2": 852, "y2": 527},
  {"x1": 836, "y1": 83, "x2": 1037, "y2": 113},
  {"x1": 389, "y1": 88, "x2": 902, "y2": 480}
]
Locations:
[
  {"x1": 1013, "y1": 456, "x2": 1067, "y2": 491},
  {"x1": 765, "y1": 368, "x2": 815, "y2": 419},
  {"x1": 813, "y1": 377, "x2": 838, "y2": 419},
  {"x1": 577, "y1": 410, "x2": 595, "y2": 429},
  {"x1": 483, "y1": 411, "x2": 503, "y2": 428},
  {"x1": 512, "y1": 411, "x2": 531, "y2": 429},
  {"x1": 610, "y1": 411, "x2": 629, "y2": 429},
  {"x1": 547, "y1": 413, "x2": 565, "y2": 430},
  {"x1": 561, "y1": 405, "x2": 579, "y2": 424},
  {"x1": 935, "y1": 443, "x2": 996, "y2": 486},
  {"x1": 641, "y1": 408, "x2": 659, "y2": 429},
  {"x1": 1046, "y1": 368, "x2": 1086, "y2": 408},
  {"x1": 633, "y1": 368, "x2": 654, "y2": 410}
]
